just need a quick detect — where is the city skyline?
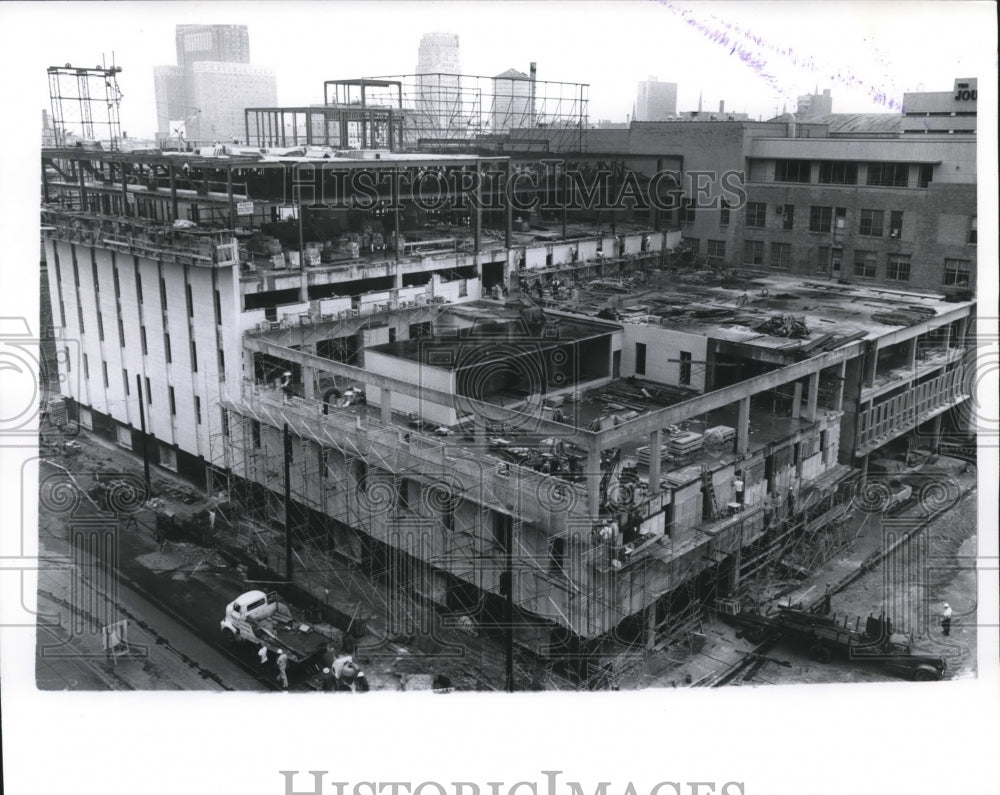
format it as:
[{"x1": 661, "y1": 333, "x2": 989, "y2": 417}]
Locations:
[{"x1": 5, "y1": 2, "x2": 993, "y2": 140}]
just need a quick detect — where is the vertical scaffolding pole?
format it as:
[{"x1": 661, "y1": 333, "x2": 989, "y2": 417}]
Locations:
[{"x1": 284, "y1": 423, "x2": 294, "y2": 581}]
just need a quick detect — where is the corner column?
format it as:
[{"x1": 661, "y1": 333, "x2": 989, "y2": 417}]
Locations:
[
  {"x1": 736, "y1": 397, "x2": 750, "y2": 455},
  {"x1": 805, "y1": 372, "x2": 819, "y2": 422},
  {"x1": 648, "y1": 427, "x2": 662, "y2": 493}
]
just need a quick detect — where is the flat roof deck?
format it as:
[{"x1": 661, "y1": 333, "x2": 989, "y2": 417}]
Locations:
[{"x1": 550, "y1": 272, "x2": 974, "y2": 351}]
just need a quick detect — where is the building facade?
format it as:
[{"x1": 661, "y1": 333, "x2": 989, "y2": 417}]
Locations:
[
  {"x1": 176, "y1": 24, "x2": 250, "y2": 68},
  {"x1": 796, "y1": 89, "x2": 832, "y2": 118},
  {"x1": 635, "y1": 77, "x2": 678, "y2": 121},
  {"x1": 191, "y1": 62, "x2": 278, "y2": 142},
  {"x1": 154, "y1": 24, "x2": 276, "y2": 144},
  {"x1": 588, "y1": 105, "x2": 976, "y2": 294},
  {"x1": 902, "y1": 77, "x2": 977, "y2": 134},
  {"x1": 416, "y1": 32, "x2": 462, "y2": 136}
]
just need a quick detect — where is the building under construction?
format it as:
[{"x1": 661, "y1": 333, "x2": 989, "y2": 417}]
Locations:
[{"x1": 40, "y1": 71, "x2": 976, "y2": 686}]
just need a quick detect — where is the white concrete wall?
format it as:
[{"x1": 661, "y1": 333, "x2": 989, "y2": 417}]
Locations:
[
  {"x1": 621, "y1": 325, "x2": 708, "y2": 391},
  {"x1": 364, "y1": 350, "x2": 457, "y2": 426},
  {"x1": 46, "y1": 237, "x2": 242, "y2": 470}
]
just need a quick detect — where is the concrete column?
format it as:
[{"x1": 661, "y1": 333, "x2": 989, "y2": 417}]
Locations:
[
  {"x1": 806, "y1": 372, "x2": 819, "y2": 422},
  {"x1": 863, "y1": 341, "x2": 878, "y2": 388},
  {"x1": 956, "y1": 316, "x2": 970, "y2": 349},
  {"x1": 929, "y1": 413, "x2": 942, "y2": 454},
  {"x1": 736, "y1": 397, "x2": 750, "y2": 455},
  {"x1": 645, "y1": 601, "x2": 657, "y2": 651},
  {"x1": 168, "y1": 165, "x2": 179, "y2": 221},
  {"x1": 299, "y1": 271, "x2": 309, "y2": 303},
  {"x1": 586, "y1": 445, "x2": 603, "y2": 517},
  {"x1": 302, "y1": 366, "x2": 315, "y2": 400},
  {"x1": 833, "y1": 360, "x2": 847, "y2": 411},
  {"x1": 791, "y1": 381, "x2": 803, "y2": 419},
  {"x1": 380, "y1": 388, "x2": 393, "y2": 424},
  {"x1": 648, "y1": 427, "x2": 662, "y2": 493},
  {"x1": 394, "y1": 267, "x2": 403, "y2": 289}
]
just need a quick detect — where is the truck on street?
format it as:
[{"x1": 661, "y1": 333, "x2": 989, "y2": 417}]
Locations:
[
  {"x1": 220, "y1": 589, "x2": 338, "y2": 669},
  {"x1": 722, "y1": 605, "x2": 947, "y2": 681}
]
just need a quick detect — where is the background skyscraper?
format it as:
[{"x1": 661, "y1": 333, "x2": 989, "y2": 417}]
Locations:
[
  {"x1": 416, "y1": 32, "x2": 461, "y2": 136},
  {"x1": 634, "y1": 77, "x2": 678, "y2": 121},
  {"x1": 796, "y1": 88, "x2": 833, "y2": 118},
  {"x1": 154, "y1": 24, "x2": 276, "y2": 144}
]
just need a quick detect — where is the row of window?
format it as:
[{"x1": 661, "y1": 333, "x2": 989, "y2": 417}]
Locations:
[
  {"x1": 742, "y1": 239, "x2": 971, "y2": 285},
  {"x1": 772, "y1": 159, "x2": 934, "y2": 188},
  {"x1": 742, "y1": 203, "x2": 977, "y2": 244}
]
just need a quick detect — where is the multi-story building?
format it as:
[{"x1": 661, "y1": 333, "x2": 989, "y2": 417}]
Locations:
[
  {"x1": 796, "y1": 88, "x2": 832, "y2": 118},
  {"x1": 175, "y1": 24, "x2": 250, "y2": 68},
  {"x1": 40, "y1": 74, "x2": 975, "y2": 675},
  {"x1": 902, "y1": 77, "x2": 977, "y2": 134},
  {"x1": 190, "y1": 63, "x2": 278, "y2": 142},
  {"x1": 153, "y1": 65, "x2": 189, "y2": 139},
  {"x1": 583, "y1": 86, "x2": 976, "y2": 294},
  {"x1": 635, "y1": 77, "x2": 677, "y2": 121},
  {"x1": 154, "y1": 24, "x2": 276, "y2": 144},
  {"x1": 416, "y1": 32, "x2": 462, "y2": 136}
]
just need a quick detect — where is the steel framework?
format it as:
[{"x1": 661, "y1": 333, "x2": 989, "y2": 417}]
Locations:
[{"x1": 47, "y1": 62, "x2": 124, "y2": 150}]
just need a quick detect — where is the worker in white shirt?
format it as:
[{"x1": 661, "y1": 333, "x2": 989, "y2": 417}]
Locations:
[
  {"x1": 942, "y1": 603, "x2": 953, "y2": 636},
  {"x1": 733, "y1": 472, "x2": 745, "y2": 506},
  {"x1": 275, "y1": 649, "x2": 289, "y2": 689}
]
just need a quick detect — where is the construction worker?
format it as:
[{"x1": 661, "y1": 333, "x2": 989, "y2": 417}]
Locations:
[
  {"x1": 942, "y1": 603, "x2": 953, "y2": 636},
  {"x1": 332, "y1": 654, "x2": 368, "y2": 692},
  {"x1": 276, "y1": 649, "x2": 289, "y2": 689},
  {"x1": 257, "y1": 644, "x2": 268, "y2": 668}
]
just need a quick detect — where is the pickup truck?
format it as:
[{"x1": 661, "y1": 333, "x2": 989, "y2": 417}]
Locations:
[{"x1": 220, "y1": 589, "x2": 336, "y2": 667}]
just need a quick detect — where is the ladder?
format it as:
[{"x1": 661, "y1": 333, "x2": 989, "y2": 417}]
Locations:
[{"x1": 701, "y1": 464, "x2": 720, "y2": 521}]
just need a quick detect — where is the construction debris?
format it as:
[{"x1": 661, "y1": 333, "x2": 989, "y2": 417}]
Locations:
[
  {"x1": 754, "y1": 313, "x2": 810, "y2": 338},
  {"x1": 871, "y1": 309, "x2": 936, "y2": 327}
]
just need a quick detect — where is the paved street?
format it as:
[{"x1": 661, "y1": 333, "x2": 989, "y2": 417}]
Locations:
[{"x1": 37, "y1": 467, "x2": 268, "y2": 691}]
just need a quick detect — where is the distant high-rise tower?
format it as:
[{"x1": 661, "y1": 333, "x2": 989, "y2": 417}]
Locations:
[
  {"x1": 416, "y1": 32, "x2": 461, "y2": 136},
  {"x1": 154, "y1": 24, "x2": 275, "y2": 144},
  {"x1": 796, "y1": 88, "x2": 832, "y2": 118},
  {"x1": 635, "y1": 76, "x2": 677, "y2": 121},
  {"x1": 176, "y1": 25, "x2": 250, "y2": 68}
]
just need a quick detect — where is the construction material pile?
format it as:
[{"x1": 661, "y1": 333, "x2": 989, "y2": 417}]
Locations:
[
  {"x1": 754, "y1": 313, "x2": 810, "y2": 338},
  {"x1": 871, "y1": 305, "x2": 937, "y2": 326},
  {"x1": 676, "y1": 270, "x2": 716, "y2": 285}
]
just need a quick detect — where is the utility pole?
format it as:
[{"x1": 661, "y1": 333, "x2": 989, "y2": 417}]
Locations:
[
  {"x1": 135, "y1": 374, "x2": 151, "y2": 493},
  {"x1": 283, "y1": 423, "x2": 294, "y2": 580}
]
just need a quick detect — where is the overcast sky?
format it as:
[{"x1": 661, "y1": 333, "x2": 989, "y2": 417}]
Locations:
[{"x1": 2, "y1": 0, "x2": 996, "y2": 139}]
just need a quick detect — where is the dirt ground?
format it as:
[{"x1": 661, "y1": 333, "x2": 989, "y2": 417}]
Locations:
[{"x1": 744, "y1": 489, "x2": 978, "y2": 686}]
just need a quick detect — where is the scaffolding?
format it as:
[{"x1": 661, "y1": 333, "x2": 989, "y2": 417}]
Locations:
[
  {"x1": 324, "y1": 74, "x2": 589, "y2": 153},
  {"x1": 47, "y1": 61, "x2": 124, "y2": 150}
]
